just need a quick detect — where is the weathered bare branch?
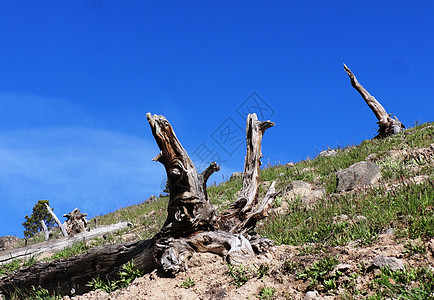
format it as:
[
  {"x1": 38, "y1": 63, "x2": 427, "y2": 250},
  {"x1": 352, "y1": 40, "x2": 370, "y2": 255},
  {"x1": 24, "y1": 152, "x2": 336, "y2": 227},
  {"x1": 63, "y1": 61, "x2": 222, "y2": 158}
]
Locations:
[
  {"x1": 146, "y1": 113, "x2": 217, "y2": 235},
  {"x1": 217, "y1": 113, "x2": 277, "y2": 233},
  {"x1": 343, "y1": 63, "x2": 404, "y2": 138},
  {"x1": 40, "y1": 220, "x2": 50, "y2": 241},
  {"x1": 45, "y1": 203, "x2": 68, "y2": 237}
]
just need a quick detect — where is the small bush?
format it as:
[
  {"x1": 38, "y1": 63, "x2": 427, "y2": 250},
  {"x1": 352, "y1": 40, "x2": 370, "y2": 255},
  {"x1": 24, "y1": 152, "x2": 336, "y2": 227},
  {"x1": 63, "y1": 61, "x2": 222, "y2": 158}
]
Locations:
[
  {"x1": 227, "y1": 264, "x2": 252, "y2": 287},
  {"x1": 179, "y1": 277, "x2": 196, "y2": 289},
  {"x1": 257, "y1": 263, "x2": 270, "y2": 279},
  {"x1": 258, "y1": 286, "x2": 275, "y2": 300},
  {"x1": 296, "y1": 256, "x2": 339, "y2": 290},
  {"x1": 87, "y1": 260, "x2": 144, "y2": 293}
]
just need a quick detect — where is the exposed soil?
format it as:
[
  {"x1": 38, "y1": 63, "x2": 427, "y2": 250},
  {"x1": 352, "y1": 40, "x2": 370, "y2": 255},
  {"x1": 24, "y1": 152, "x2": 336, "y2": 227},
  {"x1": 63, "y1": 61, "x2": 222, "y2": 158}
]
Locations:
[{"x1": 69, "y1": 234, "x2": 434, "y2": 300}]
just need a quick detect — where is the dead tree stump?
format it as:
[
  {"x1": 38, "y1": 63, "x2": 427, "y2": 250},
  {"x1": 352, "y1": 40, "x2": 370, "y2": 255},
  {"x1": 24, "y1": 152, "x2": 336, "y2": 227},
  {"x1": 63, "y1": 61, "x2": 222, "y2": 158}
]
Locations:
[
  {"x1": 63, "y1": 208, "x2": 89, "y2": 236},
  {"x1": 343, "y1": 63, "x2": 404, "y2": 138}
]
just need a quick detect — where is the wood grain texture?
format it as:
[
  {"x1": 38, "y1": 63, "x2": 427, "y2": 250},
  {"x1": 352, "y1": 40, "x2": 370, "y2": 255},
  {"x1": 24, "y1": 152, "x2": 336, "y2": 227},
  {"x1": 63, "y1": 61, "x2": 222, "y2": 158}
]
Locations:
[{"x1": 217, "y1": 113, "x2": 278, "y2": 233}]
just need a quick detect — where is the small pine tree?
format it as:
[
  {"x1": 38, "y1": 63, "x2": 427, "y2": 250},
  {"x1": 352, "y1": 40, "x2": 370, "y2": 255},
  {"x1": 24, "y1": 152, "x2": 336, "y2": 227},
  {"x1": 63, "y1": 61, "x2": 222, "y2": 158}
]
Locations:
[{"x1": 22, "y1": 200, "x2": 56, "y2": 238}]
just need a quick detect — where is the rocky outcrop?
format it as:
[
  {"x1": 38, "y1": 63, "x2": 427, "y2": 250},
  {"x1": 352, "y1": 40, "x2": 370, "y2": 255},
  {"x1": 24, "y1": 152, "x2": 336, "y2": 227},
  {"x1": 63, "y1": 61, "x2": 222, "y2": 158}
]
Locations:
[
  {"x1": 283, "y1": 180, "x2": 325, "y2": 207},
  {"x1": 369, "y1": 254, "x2": 404, "y2": 272},
  {"x1": 230, "y1": 172, "x2": 243, "y2": 181},
  {"x1": 318, "y1": 149, "x2": 338, "y2": 158},
  {"x1": 0, "y1": 236, "x2": 21, "y2": 251},
  {"x1": 336, "y1": 161, "x2": 381, "y2": 192}
]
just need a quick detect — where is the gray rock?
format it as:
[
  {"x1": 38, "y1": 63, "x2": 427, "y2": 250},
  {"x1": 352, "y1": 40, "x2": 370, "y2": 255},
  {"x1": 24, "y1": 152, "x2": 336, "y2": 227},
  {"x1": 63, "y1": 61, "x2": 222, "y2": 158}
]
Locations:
[
  {"x1": 371, "y1": 254, "x2": 404, "y2": 272},
  {"x1": 365, "y1": 153, "x2": 378, "y2": 161},
  {"x1": 146, "y1": 195, "x2": 158, "y2": 203},
  {"x1": 385, "y1": 228, "x2": 395, "y2": 236},
  {"x1": 304, "y1": 291, "x2": 319, "y2": 300},
  {"x1": 0, "y1": 236, "x2": 21, "y2": 250},
  {"x1": 332, "y1": 214, "x2": 349, "y2": 224},
  {"x1": 319, "y1": 149, "x2": 338, "y2": 157},
  {"x1": 336, "y1": 264, "x2": 352, "y2": 272},
  {"x1": 284, "y1": 180, "x2": 324, "y2": 207},
  {"x1": 428, "y1": 238, "x2": 434, "y2": 254},
  {"x1": 289, "y1": 180, "x2": 312, "y2": 192},
  {"x1": 230, "y1": 172, "x2": 243, "y2": 181},
  {"x1": 336, "y1": 161, "x2": 381, "y2": 192}
]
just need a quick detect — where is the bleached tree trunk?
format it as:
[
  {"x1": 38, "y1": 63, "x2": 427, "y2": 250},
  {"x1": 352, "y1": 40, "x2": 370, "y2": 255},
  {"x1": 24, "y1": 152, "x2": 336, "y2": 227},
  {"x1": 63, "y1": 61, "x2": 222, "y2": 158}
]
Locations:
[
  {"x1": 40, "y1": 220, "x2": 50, "y2": 241},
  {"x1": 45, "y1": 203, "x2": 68, "y2": 237},
  {"x1": 343, "y1": 63, "x2": 404, "y2": 138}
]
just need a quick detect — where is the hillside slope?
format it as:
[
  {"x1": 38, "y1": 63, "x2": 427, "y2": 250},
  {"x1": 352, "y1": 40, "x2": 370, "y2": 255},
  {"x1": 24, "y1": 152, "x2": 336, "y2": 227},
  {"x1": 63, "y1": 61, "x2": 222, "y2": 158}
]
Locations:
[
  {"x1": 74, "y1": 122, "x2": 434, "y2": 300},
  {"x1": 2, "y1": 122, "x2": 433, "y2": 299}
]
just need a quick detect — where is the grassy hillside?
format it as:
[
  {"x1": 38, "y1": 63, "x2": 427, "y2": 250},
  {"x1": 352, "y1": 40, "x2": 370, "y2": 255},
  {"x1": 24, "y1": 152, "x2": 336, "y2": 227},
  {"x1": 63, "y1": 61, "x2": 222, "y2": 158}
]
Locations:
[
  {"x1": 92, "y1": 122, "x2": 433, "y2": 247},
  {"x1": 2, "y1": 122, "x2": 433, "y2": 299}
]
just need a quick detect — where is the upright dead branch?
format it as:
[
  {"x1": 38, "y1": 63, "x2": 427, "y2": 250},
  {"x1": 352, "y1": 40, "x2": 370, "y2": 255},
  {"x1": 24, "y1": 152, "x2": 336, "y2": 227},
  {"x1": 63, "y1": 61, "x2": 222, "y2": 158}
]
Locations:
[
  {"x1": 40, "y1": 220, "x2": 50, "y2": 241},
  {"x1": 146, "y1": 113, "x2": 218, "y2": 236},
  {"x1": 45, "y1": 203, "x2": 68, "y2": 237},
  {"x1": 217, "y1": 113, "x2": 277, "y2": 233},
  {"x1": 343, "y1": 63, "x2": 404, "y2": 138}
]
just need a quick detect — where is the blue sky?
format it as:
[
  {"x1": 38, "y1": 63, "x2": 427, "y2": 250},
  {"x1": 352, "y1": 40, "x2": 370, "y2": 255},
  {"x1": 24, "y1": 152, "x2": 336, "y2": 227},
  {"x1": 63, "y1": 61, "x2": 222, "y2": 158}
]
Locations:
[{"x1": 1, "y1": 1, "x2": 433, "y2": 238}]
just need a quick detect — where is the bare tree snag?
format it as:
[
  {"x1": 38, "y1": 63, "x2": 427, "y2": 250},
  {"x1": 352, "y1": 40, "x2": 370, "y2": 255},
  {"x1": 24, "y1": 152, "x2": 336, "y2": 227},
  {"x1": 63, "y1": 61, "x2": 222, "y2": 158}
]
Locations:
[
  {"x1": 45, "y1": 203, "x2": 68, "y2": 237},
  {"x1": 217, "y1": 113, "x2": 277, "y2": 233},
  {"x1": 0, "y1": 113, "x2": 276, "y2": 296},
  {"x1": 343, "y1": 63, "x2": 404, "y2": 138},
  {"x1": 63, "y1": 208, "x2": 89, "y2": 236},
  {"x1": 149, "y1": 112, "x2": 277, "y2": 274},
  {"x1": 40, "y1": 220, "x2": 50, "y2": 241},
  {"x1": 147, "y1": 113, "x2": 218, "y2": 236}
]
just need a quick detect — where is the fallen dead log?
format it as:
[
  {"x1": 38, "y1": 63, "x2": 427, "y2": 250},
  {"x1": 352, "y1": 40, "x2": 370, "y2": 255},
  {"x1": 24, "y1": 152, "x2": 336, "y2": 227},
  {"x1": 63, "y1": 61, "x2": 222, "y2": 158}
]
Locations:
[
  {"x1": 0, "y1": 239, "x2": 155, "y2": 296},
  {"x1": 343, "y1": 63, "x2": 404, "y2": 138},
  {"x1": 0, "y1": 222, "x2": 128, "y2": 265},
  {"x1": 0, "y1": 113, "x2": 277, "y2": 296}
]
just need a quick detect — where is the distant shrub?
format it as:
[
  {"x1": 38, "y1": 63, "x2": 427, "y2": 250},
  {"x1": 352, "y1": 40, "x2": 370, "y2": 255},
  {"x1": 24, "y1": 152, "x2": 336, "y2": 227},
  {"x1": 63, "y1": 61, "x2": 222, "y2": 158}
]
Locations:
[{"x1": 22, "y1": 200, "x2": 56, "y2": 239}]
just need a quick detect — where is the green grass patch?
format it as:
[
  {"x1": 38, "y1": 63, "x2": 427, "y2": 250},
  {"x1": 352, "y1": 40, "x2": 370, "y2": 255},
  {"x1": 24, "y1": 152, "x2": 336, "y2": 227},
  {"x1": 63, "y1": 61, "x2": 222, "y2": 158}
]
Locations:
[
  {"x1": 87, "y1": 260, "x2": 144, "y2": 294},
  {"x1": 296, "y1": 256, "x2": 339, "y2": 291},
  {"x1": 259, "y1": 180, "x2": 434, "y2": 246},
  {"x1": 369, "y1": 266, "x2": 434, "y2": 299},
  {"x1": 49, "y1": 242, "x2": 88, "y2": 260}
]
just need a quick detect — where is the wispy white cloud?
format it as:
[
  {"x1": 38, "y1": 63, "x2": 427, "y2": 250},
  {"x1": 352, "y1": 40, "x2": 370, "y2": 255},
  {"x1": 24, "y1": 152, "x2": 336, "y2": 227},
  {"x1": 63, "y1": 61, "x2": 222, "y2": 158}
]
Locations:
[
  {"x1": 0, "y1": 93, "x2": 167, "y2": 237},
  {"x1": 0, "y1": 127, "x2": 167, "y2": 237}
]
